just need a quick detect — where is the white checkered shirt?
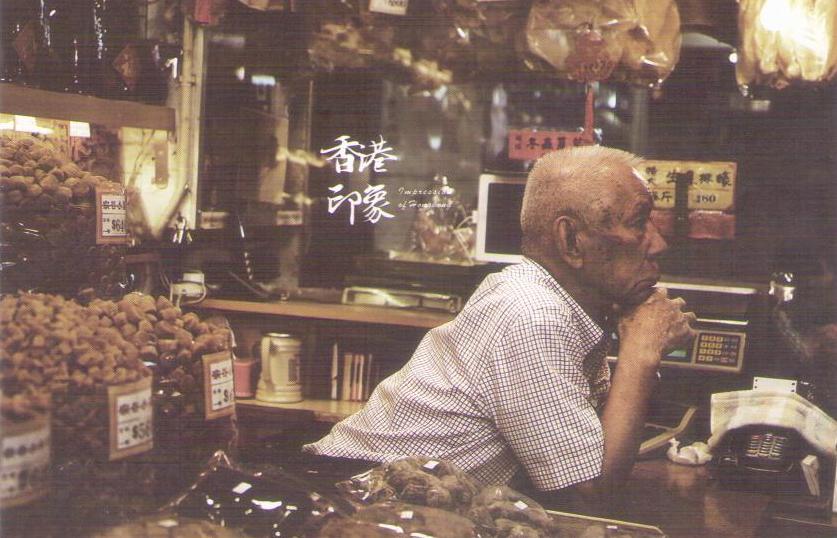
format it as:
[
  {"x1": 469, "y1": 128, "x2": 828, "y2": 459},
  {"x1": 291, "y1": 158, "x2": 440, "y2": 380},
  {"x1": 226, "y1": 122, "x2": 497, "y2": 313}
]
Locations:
[{"x1": 303, "y1": 258, "x2": 611, "y2": 491}]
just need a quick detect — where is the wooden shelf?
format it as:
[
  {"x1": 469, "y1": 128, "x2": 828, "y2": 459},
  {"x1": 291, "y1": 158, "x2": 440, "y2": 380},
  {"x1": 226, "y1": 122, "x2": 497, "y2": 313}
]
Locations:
[
  {"x1": 237, "y1": 398, "x2": 363, "y2": 423},
  {"x1": 199, "y1": 298, "x2": 454, "y2": 329},
  {"x1": 0, "y1": 83, "x2": 176, "y2": 131}
]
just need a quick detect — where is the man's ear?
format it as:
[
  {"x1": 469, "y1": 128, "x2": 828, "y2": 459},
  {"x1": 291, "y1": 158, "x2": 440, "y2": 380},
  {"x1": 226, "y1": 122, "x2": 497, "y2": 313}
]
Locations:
[{"x1": 553, "y1": 215, "x2": 584, "y2": 269}]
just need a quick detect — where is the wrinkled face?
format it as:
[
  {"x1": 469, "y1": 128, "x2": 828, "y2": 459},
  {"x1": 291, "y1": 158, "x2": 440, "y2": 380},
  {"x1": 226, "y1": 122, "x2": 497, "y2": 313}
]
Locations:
[{"x1": 580, "y1": 168, "x2": 668, "y2": 307}]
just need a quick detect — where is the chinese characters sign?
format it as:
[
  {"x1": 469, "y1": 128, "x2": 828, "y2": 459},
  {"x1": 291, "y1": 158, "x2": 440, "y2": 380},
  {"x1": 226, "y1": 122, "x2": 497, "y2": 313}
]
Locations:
[
  {"x1": 321, "y1": 135, "x2": 398, "y2": 225},
  {"x1": 96, "y1": 188, "x2": 129, "y2": 245},
  {"x1": 508, "y1": 129, "x2": 595, "y2": 161},
  {"x1": 0, "y1": 416, "x2": 50, "y2": 508},
  {"x1": 321, "y1": 135, "x2": 397, "y2": 174},
  {"x1": 641, "y1": 160, "x2": 737, "y2": 211},
  {"x1": 108, "y1": 377, "x2": 153, "y2": 461},
  {"x1": 328, "y1": 184, "x2": 394, "y2": 225},
  {"x1": 202, "y1": 350, "x2": 235, "y2": 420}
]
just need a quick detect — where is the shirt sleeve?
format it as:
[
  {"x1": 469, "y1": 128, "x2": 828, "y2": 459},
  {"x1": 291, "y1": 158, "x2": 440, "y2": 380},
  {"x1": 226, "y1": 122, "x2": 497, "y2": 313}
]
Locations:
[{"x1": 483, "y1": 305, "x2": 604, "y2": 491}]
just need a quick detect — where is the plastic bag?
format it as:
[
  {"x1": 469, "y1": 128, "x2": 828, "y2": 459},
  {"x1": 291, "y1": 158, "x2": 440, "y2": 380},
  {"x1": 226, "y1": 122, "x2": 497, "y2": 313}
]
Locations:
[
  {"x1": 336, "y1": 457, "x2": 480, "y2": 514},
  {"x1": 109, "y1": 293, "x2": 240, "y2": 496},
  {"x1": 525, "y1": 0, "x2": 682, "y2": 87},
  {"x1": 318, "y1": 501, "x2": 479, "y2": 538},
  {"x1": 0, "y1": 292, "x2": 161, "y2": 533},
  {"x1": 0, "y1": 134, "x2": 129, "y2": 299},
  {"x1": 0, "y1": 293, "x2": 151, "y2": 463},
  {"x1": 336, "y1": 457, "x2": 562, "y2": 536},
  {"x1": 736, "y1": 0, "x2": 837, "y2": 91},
  {"x1": 170, "y1": 451, "x2": 351, "y2": 537},
  {"x1": 407, "y1": 175, "x2": 475, "y2": 263},
  {"x1": 305, "y1": 1, "x2": 452, "y2": 89},
  {"x1": 91, "y1": 513, "x2": 250, "y2": 537},
  {"x1": 306, "y1": 0, "x2": 398, "y2": 72},
  {"x1": 416, "y1": 1, "x2": 528, "y2": 76},
  {"x1": 467, "y1": 485, "x2": 560, "y2": 537}
]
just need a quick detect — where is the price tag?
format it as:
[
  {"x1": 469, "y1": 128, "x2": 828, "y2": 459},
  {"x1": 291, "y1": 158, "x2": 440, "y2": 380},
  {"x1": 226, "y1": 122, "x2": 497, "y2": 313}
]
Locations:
[
  {"x1": 370, "y1": 0, "x2": 408, "y2": 15},
  {"x1": 203, "y1": 351, "x2": 236, "y2": 420},
  {"x1": 0, "y1": 415, "x2": 50, "y2": 509},
  {"x1": 641, "y1": 160, "x2": 737, "y2": 211},
  {"x1": 108, "y1": 377, "x2": 153, "y2": 461},
  {"x1": 96, "y1": 187, "x2": 129, "y2": 245}
]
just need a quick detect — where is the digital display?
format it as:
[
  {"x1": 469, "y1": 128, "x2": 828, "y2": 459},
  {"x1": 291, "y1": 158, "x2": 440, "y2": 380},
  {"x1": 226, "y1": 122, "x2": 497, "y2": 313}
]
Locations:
[
  {"x1": 609, "y1": 329, "x2": 746, "y2": 373},
  {"x1": 663, "y1": 348, "x2": 691, "y2": 363}
]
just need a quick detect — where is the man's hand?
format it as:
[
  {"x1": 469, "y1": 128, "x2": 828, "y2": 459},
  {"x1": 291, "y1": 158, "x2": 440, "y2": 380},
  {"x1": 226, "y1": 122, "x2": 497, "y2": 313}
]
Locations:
[
  {"x1": 566, "y1": 289, "x2": 696, "y2": 513},
  {"x1": 618, "y1": 287, "x2": 697, "y2": 360}
]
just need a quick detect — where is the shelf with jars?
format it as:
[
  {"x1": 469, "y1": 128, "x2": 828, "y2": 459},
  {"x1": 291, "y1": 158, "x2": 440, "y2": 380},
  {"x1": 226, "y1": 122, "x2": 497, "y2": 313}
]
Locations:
[{"x1": 1, "y1": 0, "x2": 175, "y2": 104}]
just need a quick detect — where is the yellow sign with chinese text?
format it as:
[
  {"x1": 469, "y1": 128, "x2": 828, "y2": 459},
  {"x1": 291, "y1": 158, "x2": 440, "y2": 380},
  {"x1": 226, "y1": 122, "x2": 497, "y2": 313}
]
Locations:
[{"x1": 641, "y1": 160, "x2": 736, "y2": 211}]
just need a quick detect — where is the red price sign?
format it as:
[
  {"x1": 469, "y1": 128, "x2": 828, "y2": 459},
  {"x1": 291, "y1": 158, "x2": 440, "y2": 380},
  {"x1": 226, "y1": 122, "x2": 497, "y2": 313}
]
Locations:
[{"x1": 508, "y1": 129, "x2": 595, "y2": 161}]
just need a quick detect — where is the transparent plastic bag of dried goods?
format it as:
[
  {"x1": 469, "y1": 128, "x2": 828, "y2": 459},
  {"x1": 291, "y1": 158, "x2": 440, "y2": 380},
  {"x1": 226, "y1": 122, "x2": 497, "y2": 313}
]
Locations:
[
  {"x1": 467, "y1": 484, "x2": 560, "y2": 537},
  {"x1": 525, "y1": 0, "x2": 682, "y2": 87},
  {"x1": 0, "y1": 291, "x2": 160, "y2": 534},
  {"x1": 318, "y1": 501, "x2": 479, "y2": 538},
  {"x1": 169, "y1": 451, "x2": 352, "y2": 537},
  {"x1": 736, "y1": 0, "x2": 837, "y2": 91},
  {"x1": 336, "y1": 457, "x2": 480, "y2": 514},
  {"x1": 101, "y1": 292, "x2": 241, "y2": 497},
  {"x1": 0, "y1": 134, "x2": 129, "y2": 299}
]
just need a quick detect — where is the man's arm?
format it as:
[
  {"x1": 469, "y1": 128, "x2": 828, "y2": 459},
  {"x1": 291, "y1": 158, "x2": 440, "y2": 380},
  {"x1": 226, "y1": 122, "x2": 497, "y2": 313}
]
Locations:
[{"x1": 551, "y1": 289, "x2": 696, "y2": 513}]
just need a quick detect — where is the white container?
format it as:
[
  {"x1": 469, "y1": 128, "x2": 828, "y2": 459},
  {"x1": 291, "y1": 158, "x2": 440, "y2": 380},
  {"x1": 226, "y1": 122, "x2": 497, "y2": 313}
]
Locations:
[{"x1": 256, "y1": 333, "x2": 303, "y2": 403}]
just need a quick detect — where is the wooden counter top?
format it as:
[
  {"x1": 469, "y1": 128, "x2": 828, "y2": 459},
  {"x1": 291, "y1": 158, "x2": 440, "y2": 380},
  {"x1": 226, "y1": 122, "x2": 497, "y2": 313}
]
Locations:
[
  {"x1": 199, "y1": 298, "x2": 454, "y2": 329},
  {"x1": 236, "y1": 398, "x2": 363, "y2": 423},
  {"x1": 612, "y1": 459, "x2": 772, "y2": 538}
]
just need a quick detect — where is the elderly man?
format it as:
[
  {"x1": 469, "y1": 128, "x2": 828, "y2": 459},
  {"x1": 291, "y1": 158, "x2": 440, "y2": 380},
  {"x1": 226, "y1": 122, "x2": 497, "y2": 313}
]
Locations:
[{"x1": 304, "y1": 146, "x2": 696, "y2": 507}]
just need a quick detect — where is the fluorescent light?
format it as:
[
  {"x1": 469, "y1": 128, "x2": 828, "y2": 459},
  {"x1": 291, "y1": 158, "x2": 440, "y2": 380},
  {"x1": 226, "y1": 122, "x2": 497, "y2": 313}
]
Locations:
[
  {"x1": 69, "y1": 121, "x2": 91, "y2": 138},
  {"x1": 250, "y1": 74, "x2": 276, "y2": 87},
  {"x1": 14, "y1": 115, "x2": 53, "y2": 134}
]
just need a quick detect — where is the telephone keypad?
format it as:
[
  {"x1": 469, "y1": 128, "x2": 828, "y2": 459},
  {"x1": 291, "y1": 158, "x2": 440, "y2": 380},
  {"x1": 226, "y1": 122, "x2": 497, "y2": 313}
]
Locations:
[{"x1": 745, "y1": 433, "x2": 789, "y2": 462}]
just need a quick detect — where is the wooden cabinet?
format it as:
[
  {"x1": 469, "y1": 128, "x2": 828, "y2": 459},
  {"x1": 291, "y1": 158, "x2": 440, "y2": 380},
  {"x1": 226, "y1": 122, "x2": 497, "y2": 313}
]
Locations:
[{"x1": 197, "y1": 299, "x2": 452, "y2": 425}]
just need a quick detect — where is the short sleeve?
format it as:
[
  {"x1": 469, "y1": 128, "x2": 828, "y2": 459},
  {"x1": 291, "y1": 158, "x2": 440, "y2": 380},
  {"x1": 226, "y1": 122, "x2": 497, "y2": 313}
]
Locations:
[{"x1": 483, "y1": 306, "x2": 604, "y2": 491}]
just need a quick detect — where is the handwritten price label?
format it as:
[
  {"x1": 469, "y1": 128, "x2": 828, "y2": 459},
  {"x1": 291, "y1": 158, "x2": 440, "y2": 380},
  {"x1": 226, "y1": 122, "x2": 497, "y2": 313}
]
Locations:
[
  {"x1": 96, "y1": 188, "x2": 129, "y2": 244},
  {"x1": 369, "y1": 0, "x2": 408, "y2": 15},
  {"x1": 108, "y1": 377, "x2": 153, "y2": 460},
  {"x1": 0, "y1": 415, "x2": 50, "y2": 508},
  {"x1": 203, "y1": 351, "x2": 235, "y2": 420}
]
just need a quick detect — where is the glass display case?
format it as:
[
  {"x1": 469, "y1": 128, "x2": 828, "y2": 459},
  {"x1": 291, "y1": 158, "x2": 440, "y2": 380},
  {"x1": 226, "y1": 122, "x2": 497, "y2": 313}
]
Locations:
[{"x1": 195, "y1": 3, "x2": 835, "y2": 295}]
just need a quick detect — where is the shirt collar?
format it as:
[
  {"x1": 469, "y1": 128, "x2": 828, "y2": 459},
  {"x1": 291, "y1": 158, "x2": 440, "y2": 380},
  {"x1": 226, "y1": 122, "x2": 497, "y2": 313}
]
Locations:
[{"x1": 517, "y1": 257, "x2": 605, "y2": 354}]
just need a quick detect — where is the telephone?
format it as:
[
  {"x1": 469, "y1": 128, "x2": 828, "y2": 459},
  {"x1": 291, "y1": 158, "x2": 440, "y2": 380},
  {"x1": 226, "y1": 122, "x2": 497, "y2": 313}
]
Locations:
[{"x1": 715, "y1": 425, "x2": 808, "y2": 494}]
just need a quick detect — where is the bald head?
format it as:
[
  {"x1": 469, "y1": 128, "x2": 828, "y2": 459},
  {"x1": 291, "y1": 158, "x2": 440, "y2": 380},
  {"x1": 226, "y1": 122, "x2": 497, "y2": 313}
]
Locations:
[{"x1": 520, "y1": 146, "x2": 643, "y2": 256}]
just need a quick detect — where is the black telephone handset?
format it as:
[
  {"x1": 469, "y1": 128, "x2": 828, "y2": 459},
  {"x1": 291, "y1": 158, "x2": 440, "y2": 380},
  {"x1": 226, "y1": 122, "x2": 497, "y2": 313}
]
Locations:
[{"x1": 716, "y1": 425, "x2": 806, "y2": 493}]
